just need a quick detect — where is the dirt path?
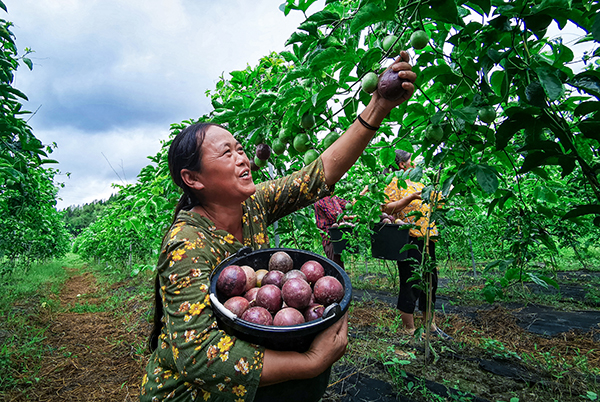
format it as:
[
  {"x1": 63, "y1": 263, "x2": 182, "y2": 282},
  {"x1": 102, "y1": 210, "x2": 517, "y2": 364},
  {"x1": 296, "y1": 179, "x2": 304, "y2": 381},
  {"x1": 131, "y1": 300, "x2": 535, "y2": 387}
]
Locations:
[{"x1": 9, "y1": 269, "x2": 145, "y2": 401}]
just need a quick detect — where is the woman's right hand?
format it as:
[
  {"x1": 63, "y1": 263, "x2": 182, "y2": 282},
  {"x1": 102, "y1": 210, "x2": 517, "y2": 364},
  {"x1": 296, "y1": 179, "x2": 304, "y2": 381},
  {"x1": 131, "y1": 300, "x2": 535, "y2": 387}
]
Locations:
[
  {"x1": 411, "y1": 191, "x2": 422, "y2": 200},
  {"x1": 304, "y1": 313, "x2": 348, "y2": 373},
  {"x1": 259, "y1": 314, "x2": 348, "y2": 386}
]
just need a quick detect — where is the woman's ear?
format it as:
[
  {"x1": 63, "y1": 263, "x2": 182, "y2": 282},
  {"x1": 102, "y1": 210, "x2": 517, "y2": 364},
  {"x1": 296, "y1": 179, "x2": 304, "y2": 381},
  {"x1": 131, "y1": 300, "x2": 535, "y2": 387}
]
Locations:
[{"x1": 180, "y1": 169, "x2": 205, "y2": 191}]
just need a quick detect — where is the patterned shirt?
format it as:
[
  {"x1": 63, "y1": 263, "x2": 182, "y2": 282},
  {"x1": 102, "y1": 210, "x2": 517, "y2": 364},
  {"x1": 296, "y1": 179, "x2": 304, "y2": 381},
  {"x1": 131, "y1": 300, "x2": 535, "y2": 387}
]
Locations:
[
  {"x1": 384, "y1": 177, "x2": 438, "y2": 239},
  {"x1": 314, "y1": 196, "x2": 349, "y2": 241},
  {"x1": 141, "y1": 158, "x2": 332, "y2": 402}
]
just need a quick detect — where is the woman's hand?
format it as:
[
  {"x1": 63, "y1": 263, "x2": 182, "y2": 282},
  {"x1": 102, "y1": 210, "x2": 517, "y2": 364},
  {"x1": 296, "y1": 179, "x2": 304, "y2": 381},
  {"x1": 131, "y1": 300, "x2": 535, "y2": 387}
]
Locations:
[
  {"x1": 369, "y1": 51, "x2": 417, "y2": 113},
  {"x1": 411, "y1": 191, "x2": 422, "y2": 201},
  {"x1": 259, "y1": 314, "x2": 348, "y2": 386},
  {"x1": 304, "y1": 313, "x2": 348, "y2": 372}
]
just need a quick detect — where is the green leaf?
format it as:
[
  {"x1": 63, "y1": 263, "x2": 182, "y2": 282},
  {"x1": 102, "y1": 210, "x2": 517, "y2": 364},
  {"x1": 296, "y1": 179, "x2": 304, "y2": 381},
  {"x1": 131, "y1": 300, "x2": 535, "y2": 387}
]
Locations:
[
  {"x1": 409, "y1": 166, "x2": 423, "y2": 182},
  {"x1": 466, "y1": 0, "x2": 492, "y2": 16},
  {"x1": 315, "y1": 84, "x2": 338, "y2": 109},
  {"x1": 380, "y1": 147, "x2": 396, "y2": 167},
  {"x1": 130, "y1": 217, "x2": 141, "y2": 233},
  {"x1": 357, "y1": 47, "x2": 382, "y2": 77},
  {"x1": 579, "y1": 118, "x2": 600, "y2": 142},
  {"x1": 574, "y1": 100, "x2": 600, "y2": 116},
  {"x1": 574, "y1": 135, "x2": 594, "y2": 163},
  {"x1": 308, "y1": 47, "x2": 345, "y2": 72},
  {"x1": 350, "y1": 1, "x2": 397, "y2": 34},
  {"x1": 421, "y1": 0, "x2": 463, "y2": 26},
  {"x1": 304, "y1": 9, "x2": 340, "y2": 27},
  {"x1": 343, "y1": 98, "x2": 358, "y2": 120},
  {"x1": 280, "y1": 51, "x2": 298, "y2": 64},
  {"x1": 452, "y1": 106, "x2": 479, "y2": 124},
  {"x1": 593, "y1": 10, "x2": 600, "y2": 42},
  {"x1": 569, "y1": 71, "x2": 600, "y2": 99},
  {"x1": 0, "y1": 1, "x2": 6, "y2": 12},
  {"x1": 285, "y1": 31, "x2": 312, "y2": 46},
  {"x1": 249, "y1": 92, "x2": 278, "y2": 112},
  {"x1": 23, "y1": 57, "x2": 33, "y2": 70},
  {"x1": 441, "y1": 175, "x2": 455, "y2": 197},
  {"x1": 475, "y1": 164, "x2": 499, "y2": 194},
  {"x1": 535, "y1": 66, "x2": 564, "y2": 101},
  {"x1": 563, "y1": 204, "x2": 600, "y2": 220},
  {"x1": 495, "y1": 112, "x2": 529, "y2": 150},
  {"x1": 361, "y1": 154, "x2": 377, "y2": 170}
]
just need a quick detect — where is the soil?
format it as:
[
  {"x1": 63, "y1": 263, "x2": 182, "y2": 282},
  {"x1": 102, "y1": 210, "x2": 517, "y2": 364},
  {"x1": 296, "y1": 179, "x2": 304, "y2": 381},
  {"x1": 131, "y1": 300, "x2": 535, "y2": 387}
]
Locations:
[
  {"x1": 3, "y1": 266, "x2": 600, "y2": 401},
  {"x1": 4, "y1": 269, "x2": 149, "y2": 401}
]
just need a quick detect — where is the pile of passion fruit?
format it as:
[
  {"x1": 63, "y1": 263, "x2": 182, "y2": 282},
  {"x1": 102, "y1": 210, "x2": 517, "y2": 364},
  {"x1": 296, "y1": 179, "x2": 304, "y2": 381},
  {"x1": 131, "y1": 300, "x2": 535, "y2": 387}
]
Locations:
[{"x1": 216, "y1": 251, "x2": 344, "y2": 327}]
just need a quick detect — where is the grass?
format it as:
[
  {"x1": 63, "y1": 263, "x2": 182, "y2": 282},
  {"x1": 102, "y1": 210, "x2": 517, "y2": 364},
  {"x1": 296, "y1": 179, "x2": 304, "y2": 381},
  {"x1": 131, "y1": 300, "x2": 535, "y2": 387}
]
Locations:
[{"x1": 0, "y1": 254, "x2": 76, "y2": 391}]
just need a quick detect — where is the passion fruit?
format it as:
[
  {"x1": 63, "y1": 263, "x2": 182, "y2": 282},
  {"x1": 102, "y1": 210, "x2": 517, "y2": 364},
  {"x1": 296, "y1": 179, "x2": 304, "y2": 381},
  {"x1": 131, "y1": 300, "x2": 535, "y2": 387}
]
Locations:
[
  {"x1": 377, "y1": 68, "x2": 409, "y2": 101},
  {"x1": 361, "y1": 72, "x2": 378, "y2": 94},
  {"x1": 478, "y1": 106, "x2": 497, "y2": 124},
  {"x1": 410, "y1": 30, "x2": 429, "y2": 50},
  {"x1": 304, "y1": 149, "x2": 319, "y2": 165},
  {"x1": 293, "y1": 133, "x2": 310, "y2": 153},
  {"x1": 301, "y1": 113, "x2": 315, "y2": 130}
]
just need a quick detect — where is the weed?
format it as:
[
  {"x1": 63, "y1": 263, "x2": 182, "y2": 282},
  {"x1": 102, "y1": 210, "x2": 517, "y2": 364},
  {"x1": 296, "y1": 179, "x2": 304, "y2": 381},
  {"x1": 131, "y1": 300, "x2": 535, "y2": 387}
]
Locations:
[
  {"x1": 70, "y1": 302, "x2": 105, "y2": 313},
  {"x1": 479, "y1": 338, "x2": 521, "y2": 360}
]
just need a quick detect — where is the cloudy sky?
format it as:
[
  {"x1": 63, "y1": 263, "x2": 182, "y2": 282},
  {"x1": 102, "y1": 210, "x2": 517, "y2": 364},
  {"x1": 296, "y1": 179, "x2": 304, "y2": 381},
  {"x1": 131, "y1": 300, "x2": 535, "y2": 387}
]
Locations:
[{"x1": 7, "y1": 0, "x2": 314, "y2": 209}]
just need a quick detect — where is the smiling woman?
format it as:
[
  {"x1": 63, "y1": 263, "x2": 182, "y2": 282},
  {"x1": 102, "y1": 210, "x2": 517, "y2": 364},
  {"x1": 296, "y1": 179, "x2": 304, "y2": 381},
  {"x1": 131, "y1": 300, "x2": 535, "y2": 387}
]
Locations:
[{"x1": 141, "y1": 53, "x2": 416, "y2": 402}]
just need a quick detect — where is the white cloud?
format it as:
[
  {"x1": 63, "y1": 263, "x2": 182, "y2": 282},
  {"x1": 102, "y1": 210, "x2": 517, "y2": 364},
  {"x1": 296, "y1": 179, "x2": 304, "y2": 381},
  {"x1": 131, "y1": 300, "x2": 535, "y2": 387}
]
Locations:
[
  {"x1": 36, "y1": 124, "x2": 167, "y2": 208},
  {"x1": 4, "y1": 0, "x2": 318, "y2": 209}
]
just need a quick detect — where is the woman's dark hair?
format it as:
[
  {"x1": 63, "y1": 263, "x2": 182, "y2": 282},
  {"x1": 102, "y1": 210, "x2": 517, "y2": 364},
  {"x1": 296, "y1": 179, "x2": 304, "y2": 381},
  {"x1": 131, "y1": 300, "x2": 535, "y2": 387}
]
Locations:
[
  {"x1": 383, "y1": 149, "x2": 412, "y2": 174},
  {"x1": 149, "y1": 122, "x2": 222, "y2": 352},
  {"x1": 394, "y1": 150, "x2": 412, "y2": 167}
]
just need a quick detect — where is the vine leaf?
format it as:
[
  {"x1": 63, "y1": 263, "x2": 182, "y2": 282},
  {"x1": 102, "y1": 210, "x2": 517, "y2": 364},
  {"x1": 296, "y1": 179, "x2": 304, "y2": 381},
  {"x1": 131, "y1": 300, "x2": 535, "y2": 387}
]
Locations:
[
  {"x1": 475, "y1": 164, "x2": 499, "y2": 194},
  {"x1": 592, "y1": 10, "x2": 600, "y2": 42},
  {"x1": 563, "y1": 204, "x2": 600, "y2": 220}
]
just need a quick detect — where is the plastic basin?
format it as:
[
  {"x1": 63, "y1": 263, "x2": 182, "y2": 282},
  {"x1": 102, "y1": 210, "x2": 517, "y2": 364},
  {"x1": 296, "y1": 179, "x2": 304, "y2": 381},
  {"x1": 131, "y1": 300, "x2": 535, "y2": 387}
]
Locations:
[
  {"x1": 370, "y1": 222, "x2": 411, "y2": 260},
  {"x1": 209, "y1": 246, "x2": 352, "y2": 353}
]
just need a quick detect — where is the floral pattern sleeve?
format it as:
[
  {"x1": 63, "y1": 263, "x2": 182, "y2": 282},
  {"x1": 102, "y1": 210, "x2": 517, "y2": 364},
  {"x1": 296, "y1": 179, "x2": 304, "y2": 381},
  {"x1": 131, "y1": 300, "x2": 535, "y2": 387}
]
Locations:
[
  {"x1": 141, "y1": 219, "x2": 264, "y2": 402},
  {"x1": 251, "y1": 156, "x2": 332, "y2": 227}
]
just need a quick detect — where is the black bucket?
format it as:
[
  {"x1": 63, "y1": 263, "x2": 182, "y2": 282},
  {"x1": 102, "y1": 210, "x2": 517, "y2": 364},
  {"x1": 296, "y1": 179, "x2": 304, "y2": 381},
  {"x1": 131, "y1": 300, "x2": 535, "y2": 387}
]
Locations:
[
  {"x1": 370, "y1": 222, "x2": 411, "y2": 260},
  {"x1": 209, "y1": 247, "x2": 352, "y2": 353},
  {"x1": 328, "y1": 226, "x2": 357, "y2": 254}
]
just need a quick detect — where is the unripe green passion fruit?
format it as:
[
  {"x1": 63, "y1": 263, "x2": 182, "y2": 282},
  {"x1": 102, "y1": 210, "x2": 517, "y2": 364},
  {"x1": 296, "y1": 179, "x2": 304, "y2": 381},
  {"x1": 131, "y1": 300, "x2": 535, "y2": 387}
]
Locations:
[
  {"x1": 304, "y1": 149, "x2": 319, "y2": 165},
  {"x1": 272, "y1": 139, "x2": 286, "y2": 155},
  {"x1": 361, "y1": 72, "x2": 378, "y2": 94},
  {"x1": 382, "y1": 35, "x2": 398, "y2": 52},
  {"x1": 410, "y1": 30, "x2": 429, "y2": 50},
  {"x1": 322, "y1": 132, "x2": 339, "y2": 149},
  {"x1": 478, "y1": 106, "x2": 497, "y2": 124},
  {"x1": 301, "y1": 113, "x2": 315, "y2": 130},
  {"x1": 293, "y1": 133, "x2": 310, "y2": 153}
]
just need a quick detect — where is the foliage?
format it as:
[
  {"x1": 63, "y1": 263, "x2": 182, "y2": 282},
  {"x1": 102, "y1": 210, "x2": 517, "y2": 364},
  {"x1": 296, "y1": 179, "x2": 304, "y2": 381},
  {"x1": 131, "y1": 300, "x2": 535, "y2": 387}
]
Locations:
[
  {"x1": 61, "y1": 197, "x2": 115, "y2": 237},
  {"x1": 0, "y1": 4, "x2": 69, "y2": 272},
  {"x1": 78, "y1": 0, "x2": 600, "y2": 306}
]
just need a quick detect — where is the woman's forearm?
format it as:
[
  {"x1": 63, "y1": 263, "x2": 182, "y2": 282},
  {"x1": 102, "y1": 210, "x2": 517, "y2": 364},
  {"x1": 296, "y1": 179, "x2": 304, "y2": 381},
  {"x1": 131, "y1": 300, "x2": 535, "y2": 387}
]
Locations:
[
  {"x1": 320, "y1": 53, "x2": 416, "y2": 186},
  {"x1": 259, "y1": 350, "x2": 315, "y2": 386},
  {"x1": 383, "y1": 195, "x2": 414, "y2": 215}
]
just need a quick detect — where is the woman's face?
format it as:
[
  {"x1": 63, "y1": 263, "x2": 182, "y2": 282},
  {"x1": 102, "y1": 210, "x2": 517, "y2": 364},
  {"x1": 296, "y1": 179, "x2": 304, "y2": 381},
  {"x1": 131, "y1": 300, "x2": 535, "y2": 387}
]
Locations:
[
  {"x1": 194, "y1": 126, "x2": 255, "y2": 205},
  {"x1": 399, "y1": 158, "x2": 414, "y2": 171}
]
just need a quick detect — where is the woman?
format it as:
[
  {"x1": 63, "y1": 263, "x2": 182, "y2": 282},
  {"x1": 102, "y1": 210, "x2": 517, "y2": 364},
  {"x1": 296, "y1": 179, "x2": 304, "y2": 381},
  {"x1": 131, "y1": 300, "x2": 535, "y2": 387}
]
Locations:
[
  {"x1": 382, "y1": 150, "x2": 451, "y2": 340},
  {"x1": 313, "y1": 195, "x2": 352, "y2": 269},
  {"x1": 140, "y1": 53, "x2": 416, "y2": 402}
]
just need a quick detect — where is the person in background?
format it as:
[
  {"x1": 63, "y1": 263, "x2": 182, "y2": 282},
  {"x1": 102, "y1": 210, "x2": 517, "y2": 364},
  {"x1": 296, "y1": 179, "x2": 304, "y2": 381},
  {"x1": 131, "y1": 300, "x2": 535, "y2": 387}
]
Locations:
[
  {"x1": 141, "y1": 53, "x2": 416, "y2": 402},
  {"x1": 314, "y1": 195, "x2": 353, "y2": 269},
  {"x1": 382, "y1": 149, "x2": 452, "y2": 340}
]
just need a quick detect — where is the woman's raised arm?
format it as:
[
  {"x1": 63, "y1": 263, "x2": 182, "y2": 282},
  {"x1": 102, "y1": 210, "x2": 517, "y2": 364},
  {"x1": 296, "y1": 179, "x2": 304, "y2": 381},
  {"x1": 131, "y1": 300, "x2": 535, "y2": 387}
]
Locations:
[{"x1": 320, "y1": 51, "x2": 416, "y2": 187}]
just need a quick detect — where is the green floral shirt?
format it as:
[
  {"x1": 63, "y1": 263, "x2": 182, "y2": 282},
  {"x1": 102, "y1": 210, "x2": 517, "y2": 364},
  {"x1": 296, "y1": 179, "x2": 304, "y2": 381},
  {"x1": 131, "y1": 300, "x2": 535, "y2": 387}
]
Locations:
[{"x1": 141, "y1": 158, "x2": 331, "y2": 402}]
